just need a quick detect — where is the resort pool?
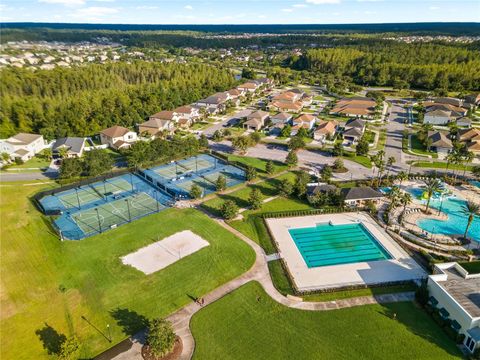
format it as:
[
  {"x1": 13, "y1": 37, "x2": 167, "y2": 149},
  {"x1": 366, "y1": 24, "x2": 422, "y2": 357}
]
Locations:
[
  {"x1": 407, "y1": 188, "x2": 480, "y2": 241},
  {"x1": 288, "y1": 223, "x2": 391, "y2": 268},
  {"x1": 470, "y1": 180, "x2": 480, "y2": 189}
]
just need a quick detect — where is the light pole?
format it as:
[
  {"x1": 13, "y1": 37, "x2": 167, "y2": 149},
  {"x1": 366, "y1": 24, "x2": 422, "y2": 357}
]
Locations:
[
  {"x1": 75, "y1": 187, "x2": 81, "y2": 209},
  {"x1": 125, "y1": 199, "x2": 131, "y2": 222},
  {"x1": 95, "y1": 208, "x2": 102, "y2": 233},
  {"x1": 107, "y1": 324, "x2": 111, "y2": 343}
]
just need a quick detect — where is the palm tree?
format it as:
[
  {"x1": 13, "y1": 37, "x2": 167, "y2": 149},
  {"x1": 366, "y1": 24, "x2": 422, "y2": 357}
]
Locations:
[
  {"x1": 385, "y1": 156, "x2": 396, "y2": 179},
  {"x1": 424, "y1": 178, "x2": 441, "y2": 214},
  {"x1": 387, "y1": 186, "x2": 402, "y2": 210},
  {"x1": 396, "y1": 171, "x2": 408, "y2": 186},
  {"x1": 462, "y1": 201, "x2": 480, "y2": 241},
  {"x1": 400, "y1": 192, "x2": 412, "y2": 225},
  {"x1": 461, "y1": 151, "x2": 474, "y2": 178},
  {"x1": 57, "y1": 147, "x2": 69, "y2": 159}
]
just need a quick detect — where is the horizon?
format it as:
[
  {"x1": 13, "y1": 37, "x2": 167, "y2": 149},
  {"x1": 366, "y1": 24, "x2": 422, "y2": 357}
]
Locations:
[{"x1": 1, "y1": 0, "x2": 479, "y2": 25}]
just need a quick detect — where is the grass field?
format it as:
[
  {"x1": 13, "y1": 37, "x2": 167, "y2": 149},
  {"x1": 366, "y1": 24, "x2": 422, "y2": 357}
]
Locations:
[
  {"x1": 268, "y1": 260, "x2": 416, "y2": 302},
  {"x1": 459, "y1": 260, "x2": 480, "y2": 274},
  {"x1": 4, "y1": 156, "x2": 50, "y2": 170},
  {"x1": 190, "y1": 282, "x2": 462, "y2": 360},
  {"x1": 0, "y1": 182, "x2": 255, "y2": 359},
  {"x1": 411, "y1": 161, "x2": 474, "y2": 171},
  {"x1": 227, "y1": 155, "x2": 288, "y2": 176},
  {"x1": 410, "y1": 134, "x2": 438, "y2": 158}
]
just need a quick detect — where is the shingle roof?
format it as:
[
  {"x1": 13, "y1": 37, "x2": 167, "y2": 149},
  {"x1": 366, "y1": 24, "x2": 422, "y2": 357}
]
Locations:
[
  {"x1": 101, "y1": 125, "x2": 131, "y2": 138},
  {"x1": 52, "y1": 137, "x2": 85, "y2": 154},
  {"x1": 7, "y1": 133, "x2": 42, "y2": 145},
  {"x1": 341, "y1": 187, "x2": 384, "y2": 201},
  {"x1": 428, "y1": 131, "x2": 452, "y2": 148}
]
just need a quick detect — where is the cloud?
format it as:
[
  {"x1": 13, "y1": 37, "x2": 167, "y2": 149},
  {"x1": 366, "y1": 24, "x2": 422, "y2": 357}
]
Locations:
[
  {"x1": 357, "y1": 0, "x2": 382, "y2": 2},
  {"x1": 258, "y1": 15, "x2": 266, "y2": 18},
  {"x1": 281, "y1": 8, "x2": 293, "y2": 12},
  {"x1": 136, "y1": 5, "x2": 158, "y2": 10},
  {"x1": 184, "y1": 5, "x2": 193, "y2": 10},
  {"x1": 306, "y1": 0, "x2": 340, "y2": 4},
  {"x1": 429, "y1": 6, "x2": 440, "y2": 10},
  {"x1": 293, "y1": 3, "x2": 308, "y2": 7},
  {"x1": 39, "y1": 0, "x2": 85, "y2": 5},
  {"x1": 69, "y1": 6, "x2": 119, "y2": 21}
]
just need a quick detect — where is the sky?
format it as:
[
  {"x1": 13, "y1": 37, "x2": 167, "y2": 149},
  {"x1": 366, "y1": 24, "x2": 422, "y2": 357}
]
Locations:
[{"x1": 0, "y1": 0, "x2": 479, "y2": 24}]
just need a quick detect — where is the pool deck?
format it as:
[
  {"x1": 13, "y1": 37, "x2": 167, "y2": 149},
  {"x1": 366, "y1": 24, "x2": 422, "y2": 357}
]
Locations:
[{"x1": 266, "y1": 212, "x2": 426, "y2": 291}]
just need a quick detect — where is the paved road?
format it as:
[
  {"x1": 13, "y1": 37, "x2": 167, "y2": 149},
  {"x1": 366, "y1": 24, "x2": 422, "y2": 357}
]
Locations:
[
  {"x1": 202, "y1": 109, "x2": 252, "y2": 137},
  {"x1": 0, "y1": 171, "x2": 58, "y2": 182}
]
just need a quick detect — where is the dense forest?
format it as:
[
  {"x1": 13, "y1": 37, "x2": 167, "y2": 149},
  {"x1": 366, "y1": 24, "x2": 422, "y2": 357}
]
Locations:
[
  {"x1": 289, "y1": 44, "x2": 480, "y2": 91},
  {"x1": 0, "y1": 62, "x2": 235, "y2": 138}
]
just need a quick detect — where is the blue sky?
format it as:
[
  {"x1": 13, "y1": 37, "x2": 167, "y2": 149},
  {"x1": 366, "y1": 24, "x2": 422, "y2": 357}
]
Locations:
[{"x1": 1, "y1": 0, "x2": 479, "y2": 24}]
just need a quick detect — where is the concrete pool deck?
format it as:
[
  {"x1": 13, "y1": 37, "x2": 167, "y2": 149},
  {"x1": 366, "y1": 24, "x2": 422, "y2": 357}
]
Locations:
[{"x1": 266, "y1": 212, "x2": 426, "y2": 291}]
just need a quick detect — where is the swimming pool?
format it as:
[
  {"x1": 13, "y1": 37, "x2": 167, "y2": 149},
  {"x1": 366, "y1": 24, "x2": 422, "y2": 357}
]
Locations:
[
  {"x1": 407, "y1": 188, "x2": 480, "y2": 241},
  {"x1": 470, "y1": 180, "x2": 480, "y2": 189},
  {"x1": 288, "y1": 223, "x2": 392, "y2": 268}
]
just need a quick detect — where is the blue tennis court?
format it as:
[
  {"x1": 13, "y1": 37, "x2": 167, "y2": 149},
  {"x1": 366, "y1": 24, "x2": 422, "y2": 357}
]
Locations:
[
  {"x1": 288, "y1": 223, "x2": 392, "y2": 268},
  {"x1": 140, "y1": 154, "x2": 245, "y2": 198}
]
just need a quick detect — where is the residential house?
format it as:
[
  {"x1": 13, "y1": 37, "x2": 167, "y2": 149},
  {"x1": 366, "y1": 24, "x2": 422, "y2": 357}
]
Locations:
[
  {"x1": 243, "y1": 110, "x2": 270, "y2": 131},
  {"x1": 341, "y1": 187, "x2": 384, "y2": 207},
  {"x1": 306, "y1": 183, "x2": 337, "y2": 197},
  {"x1": 342, "y1": 118, "x2": 366, "y2": 144},
  {"x1": 0, "y1": 133, "x2": 45, "y2": 162},
  {"x1": 138, "y1": 118, "x2": 175, "y2": 137},
  {"x1": 195, "y1": 92, "x2": 228, "y2": 114},
  {"x1": 465, "y1": 93, "x2": 480, "y2": 107},
  {"x1": 433, "y1": 97, "x2": 463, "y2": 108},
  {"x1": 270, "y1": 112, "x2": 293, "y2": 125},
  {"x1": 237, "y1": 81, "x2": 259, "y2": 93},
  {"x1": 291, "y1": 114, "x2": 316, "y2": 135},
  {"x1": 173, "y1": 105, "x2": 201, "y2": 123},
  {"x1": 456, "y1": 117, "x2": 472, "y2": 128},
  {"x1": 52, "y1": 137, "x2": 85, "y2": 158},
  {"x1": 100, "y1": 125, "x2": 137, "y2": 150},
  {"x1": 314, "y1": 120, "x2": 337, "y2": 143},
  {"x1": 427, "y1": 262, "x2": 480, "y2": 355},
  {"x1": 227, "y1": 88, "x2": 243, "y2": 105},
  {"x1": 423, "y1": 102, "x2": 468, "y2": 125},
  {"x1": 269, "y1": 90, "x2": 308, "y2": 113},
  {"x1": 424, "y1": 110, "x2": 453, "y2": 125},
  {"x1": 427, "y1": 131, "x2": 453, "y2": 156},
  {"x1": 459, "y1": 128, "x2": 480, "y2": 154},
  {"x1": 255, "y1": 77, "x2": 274, "y2": 90},
  {"x1": 330, "y1": 97, "x2": 377, "y2": 119}
]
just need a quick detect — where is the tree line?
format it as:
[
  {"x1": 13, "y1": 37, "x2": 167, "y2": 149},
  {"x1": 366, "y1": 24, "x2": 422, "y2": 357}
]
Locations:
[
  {"x1": 0, "y1": 61, "x2": 235, "y2": 138},
  {"x1": 289, "y1": 43, "x2": 480, "y2": 91}
]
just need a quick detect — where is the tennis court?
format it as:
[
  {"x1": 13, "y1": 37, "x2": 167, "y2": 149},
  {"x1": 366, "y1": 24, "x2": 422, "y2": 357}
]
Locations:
[
  {"x1": 59, "y1": 187, "x2": 103, "y2": 209},
  {"x1": 71, "y1": 192, "x2": 163, "y2": 236},
  {"x1": 177, "y1": 155, "x2": 215, "y2": 173}
]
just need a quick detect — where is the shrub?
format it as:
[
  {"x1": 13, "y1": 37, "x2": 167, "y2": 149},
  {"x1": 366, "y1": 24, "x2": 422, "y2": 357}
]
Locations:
[
  {"x1": 147, "y1": 318, "x2": 176, "y2": 358},
  {"x1": 221, "y1": 200, "x2": 239, "y2": 220},
  {"x1": 415, "y1": 280, "x2": 429, "y2": 306}
]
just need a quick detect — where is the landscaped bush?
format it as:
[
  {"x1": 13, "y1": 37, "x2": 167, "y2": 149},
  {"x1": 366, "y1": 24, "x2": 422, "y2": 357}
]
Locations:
[{"x1": 415, "y1": 280, "x2": 429, "y2": 306}]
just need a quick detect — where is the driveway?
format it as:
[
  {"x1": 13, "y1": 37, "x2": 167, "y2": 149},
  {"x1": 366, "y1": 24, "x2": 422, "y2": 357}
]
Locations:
[{"x1": 202, "y1": 109, "x2": 252, "y2": 137}]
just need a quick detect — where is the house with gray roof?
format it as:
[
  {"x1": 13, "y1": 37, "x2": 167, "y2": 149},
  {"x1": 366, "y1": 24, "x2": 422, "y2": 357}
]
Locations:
[
  {"x1": 52, "y1": 137, "x2": 86, "y2": 158},
  {"x1": 341, "y1": 186, "x2": 384, "y2": 206},
  {"x1": 428, "y1": 131, "x2": 453, "y2": 156}
]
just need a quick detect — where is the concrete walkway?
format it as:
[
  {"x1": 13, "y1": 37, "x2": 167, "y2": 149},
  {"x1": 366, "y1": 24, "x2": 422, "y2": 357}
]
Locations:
[{"x1": 101, "y1": 216, "x2": 416, "y2": 360}]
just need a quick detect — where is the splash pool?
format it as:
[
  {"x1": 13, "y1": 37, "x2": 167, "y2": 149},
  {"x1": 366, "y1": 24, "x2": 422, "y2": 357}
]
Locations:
[{"x1": 407, "y1": 188, "x2": 480, "y2": 241}]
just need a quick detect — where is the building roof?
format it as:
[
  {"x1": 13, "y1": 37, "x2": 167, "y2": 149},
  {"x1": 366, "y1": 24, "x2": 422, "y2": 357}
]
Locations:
[
  {"x1": 203, "y1": 92, "x2": 228, "y2": 104},
  {"x1": 6, "y1": 133, "x2": 42, "y2": 145},
  {"x1": 101, "y1": 125, "x2": 131, "y2": 138},
  {"x1": 433, "y1": 97, "x2": 462, "y2": 107},
  {"x1": 428, "y1": 131, "x2": 453, "y2": 148},
  {"x1": 247, "y1": 110, "x2": 269, "y2": 120},
  {"x1": 141, "y1": 118, "x2": 172, "y2": 129},
  {"x1": 307, "y1": 183, "x2": 337, "y2": 196},
  {"x1": 434, "y1": 264, "x2": 480, "y2": 318},
  {"x1": 341, "y1": 187, "x2": 384, "y2": 201},
  {"x1": 13, "y1": 149, "x2": 30, "y2": 156},
  {"x1": 345, "y1": 118, "x2": 366, "y2": 129},
  {"x1": 315, "y1": 120, "x2": 337, "y2": 135},
  {"x1": 343, "y1": 127, "x2": 364, "y2": 138},
  {"x1": 52, "y1": 137, "x2": 85, "y2": 154},
  {"x1": 150, "y1": 110, "x2": 176, "y2": 120},
  {"x1": 271, "y1": 101, "x2": 303, "y2": 111},
  {"x1": 294, "y1": 113, "x2": 316, "y2": 123},
  {"x1": 459, "y1": 128, "x2": 480, "y2": 142},
  {"x1": 271, "y1": 112, "x2": 292, "y2": 121},
  {"x1": 174, "y1": 105, "x2": 194, "y2": 114},
  {"x1": 238, "y1": 82, "x2": 258, "y2": 89},
  {"x1": 227, "y1": 88, "x2": 241, "y2": 97},
  {"x1": 456, "y1": 117, "x2": 472, "y2": 125}
]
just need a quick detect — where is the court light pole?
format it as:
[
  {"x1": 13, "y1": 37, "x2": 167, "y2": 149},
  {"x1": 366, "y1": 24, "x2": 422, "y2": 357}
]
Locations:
[
  {"x1": 130, "y1": 173, "x2": 134, "y2": 193},
  {"x1": 103, "y1": 180, "x2": 107, "y2": 199},
  {"x1": 125, "y1": 199, "x2": 131, "y2": 222},
  {"x1": 75, "y1": 187, "x2": 81, "y2": 209},
  {"x1": 95, "y1": 208, "x2": 102, "y2": 233},
  {"x1": 154, "y1": 190, "x2": 159, "y2": 212},
  {"x1": 195, "y1": 155, "x2": 198, "y2": 174}
]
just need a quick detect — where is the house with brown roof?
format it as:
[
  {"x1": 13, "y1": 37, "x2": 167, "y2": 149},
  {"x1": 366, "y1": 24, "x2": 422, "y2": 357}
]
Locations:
[
  {"x1": 0, "y1": 133, "x2": 46, "y2": 162},
  {"x1": 237, "y1": 81, "x2": 259, "y2": 93},
  {"x1": 138, "y1": 118, "x2": 175, "y2": 138},
  {"x1": 100, "y1": 125, "x2": 137, "y2": 150},
  {"x1": 427, "y1": 131, "x2": 453, "y2": 156},
  {"x1": 330, "y1": 97, "x2": 377, "y2": 119},
  {"x1": 459, "y1": 128, "x2": 480, "y2": 154},
  {"x1": 423, "y1": 101, "x2": 468, "y2": 125},
  {"x1": 465, "y1": 93, "x2": 480, "y2": 106},
  {"x1": 270, "y1": 112, "x2": 293, "y2": 124},
  {"x1": 269, "y1": 90, "x2": 310, "y2": 114},
  {"x1": 244, "y1": 110, "x2": 270, "y2": 131},
  {"x1": 173, "y1": 105, "x2": 200, "y2": 122},
  {"x1": 195, "y1": 92, "x2": 229, "y2": 114},
  {"x1": 314, "y1": 120, "x2": 338, "y2": 143}
]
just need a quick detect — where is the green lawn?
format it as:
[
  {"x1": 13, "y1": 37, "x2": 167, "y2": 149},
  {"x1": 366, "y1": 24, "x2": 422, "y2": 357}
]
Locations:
[
  {"x1": 0, "y1": 183, "x2": 255, "y2": 359},
  {"x1": 5, "y1": 156, "x2": 50, "y2": 169},
  {"x1": 268, "y1": 260, "x2": 416, "y2": 302},
  {"x1": 410, "y1": 134, "x2": 438, "y2": 158},
  {"x1": 227, "y1": 155, "x2": 288, "y2": 175},
  {"x1": 190, "y1": 281, "x2": 462, "y2": 360},
  {"x1": 342, "y1": 151, "x2": 372, "y2": 168},
  {"x1": 411, "y1": 161, "x2": 474, "y2": 171},
  {"x1": 228, "y1": 196, "x2": 313, "y2": 254},
  {"x1": 459, "y1": 260, "x2": 480, "y2": 274}
]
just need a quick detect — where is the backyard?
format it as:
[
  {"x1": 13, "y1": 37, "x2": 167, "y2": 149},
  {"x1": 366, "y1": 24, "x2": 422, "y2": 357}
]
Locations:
[
  {"x1": 190, "y1": 282, "x2": 463, "y2": 360},
  {"x1": 0, "y1": 182, "x2": 255, "y2": 359}
]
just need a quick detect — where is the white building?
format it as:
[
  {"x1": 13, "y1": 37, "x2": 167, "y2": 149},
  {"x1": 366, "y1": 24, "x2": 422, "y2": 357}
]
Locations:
[
  {"x1": 0, "y1": 133, "x2": 46, "y2": 162},
  {"x1": 427, "y1": 262, "x2": 480, "y2": 354},
  {"x1": 100, "y1": 125, "x2": 137, "y2": 150}
]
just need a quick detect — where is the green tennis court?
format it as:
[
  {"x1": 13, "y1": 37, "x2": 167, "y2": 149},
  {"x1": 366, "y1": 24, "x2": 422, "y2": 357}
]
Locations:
[
  {"x1": 92, "y1": 178, "x2": 133, "y2": 194},
  {"x1": 71, "y1": 192, "x2": 162, "y2": 235},
  {"x1": 176, "y1": 178, "x2": 215, "y2": 193},
  {"x1": 179, "y1": 157, "x2": 214, "y2": 172},
  {"x1": 154, "y1": 164, "x2": 183, "y2": 180}
]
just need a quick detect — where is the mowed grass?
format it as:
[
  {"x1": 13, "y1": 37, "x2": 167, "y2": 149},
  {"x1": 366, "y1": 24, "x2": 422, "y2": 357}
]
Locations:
[
  {"x1": 190, "y1": 282, "x2": 463, "y2": 360},
  {"x1": 0, "y1": 182, "x2": 255, "y2": 359},
  {"x1": 227, "y1": 155, "x2": 288, "y2": 176}
]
